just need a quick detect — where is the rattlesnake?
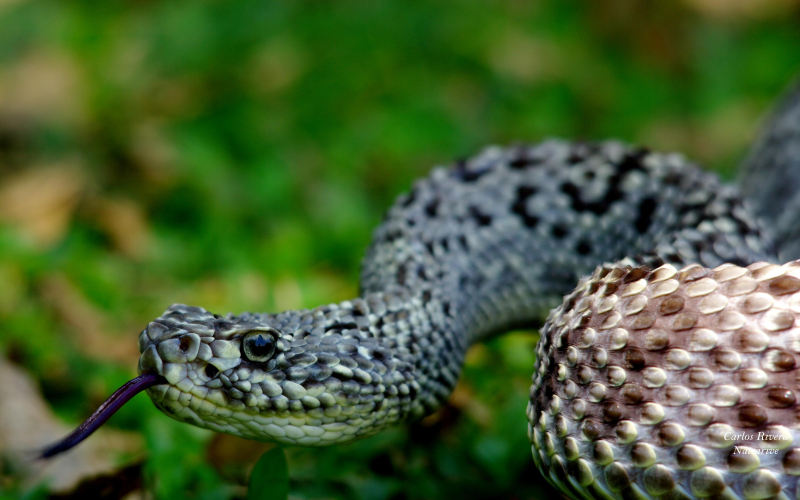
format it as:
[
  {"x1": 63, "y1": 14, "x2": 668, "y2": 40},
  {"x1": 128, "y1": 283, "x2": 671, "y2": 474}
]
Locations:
[{"x1": 43, "y1": 82, "x2": 800, "y2": 500}]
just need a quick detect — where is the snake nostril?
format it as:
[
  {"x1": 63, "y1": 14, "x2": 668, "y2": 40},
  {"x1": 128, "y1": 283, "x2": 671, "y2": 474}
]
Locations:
[
  {"x1": 179, "y1": 336, "x2": 191, "y2": 353},
  {"x1": 204, "y1": 364, "x2": 219, "y2": 378}
]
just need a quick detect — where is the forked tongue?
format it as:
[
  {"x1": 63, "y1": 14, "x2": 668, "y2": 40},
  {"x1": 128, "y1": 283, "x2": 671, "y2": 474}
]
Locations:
[{"x1": 40, "y1": 373, "x2": 165, "y2": 459}]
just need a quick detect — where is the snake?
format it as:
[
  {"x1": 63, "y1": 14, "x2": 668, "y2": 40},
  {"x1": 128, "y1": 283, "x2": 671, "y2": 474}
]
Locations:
[{"x1": 41, "y1": 81, "x2": 800, "y2": 500}]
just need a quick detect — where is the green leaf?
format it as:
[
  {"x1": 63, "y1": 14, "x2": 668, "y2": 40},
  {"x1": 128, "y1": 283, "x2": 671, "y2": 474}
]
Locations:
[{"x1": 246, "y1": 447, "x2": 289, "y2": 500}]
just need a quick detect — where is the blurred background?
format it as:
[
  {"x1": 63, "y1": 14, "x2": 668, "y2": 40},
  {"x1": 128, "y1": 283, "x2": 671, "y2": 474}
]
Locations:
[{"x1": 1, "y1": 1, "x2": 799, "y2": 499}]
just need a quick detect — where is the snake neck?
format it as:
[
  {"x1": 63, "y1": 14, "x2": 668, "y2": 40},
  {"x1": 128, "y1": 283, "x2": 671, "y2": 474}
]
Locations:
[
  {"x1": 359, "y1": 141, "x2": 775, "y2": 346},
  {"x1": 313, "y1": 140, "x2": 776, "y2": 421}
]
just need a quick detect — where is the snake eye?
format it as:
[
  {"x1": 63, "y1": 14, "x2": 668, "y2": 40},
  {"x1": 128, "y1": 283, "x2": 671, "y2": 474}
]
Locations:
[{"x1": 242, "y1": 331, "x2": 277, "y2": 363}]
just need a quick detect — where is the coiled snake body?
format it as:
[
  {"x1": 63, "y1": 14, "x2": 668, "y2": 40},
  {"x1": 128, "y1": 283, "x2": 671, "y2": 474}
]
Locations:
[{"x1": 45, "y1": 84, "x2": 800, "y2": 500}]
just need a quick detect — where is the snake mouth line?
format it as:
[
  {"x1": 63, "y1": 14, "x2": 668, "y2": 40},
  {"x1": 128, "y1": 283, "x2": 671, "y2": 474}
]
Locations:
[{"x1": 39, "y1": 373, "x2": 167, "y2": 459}]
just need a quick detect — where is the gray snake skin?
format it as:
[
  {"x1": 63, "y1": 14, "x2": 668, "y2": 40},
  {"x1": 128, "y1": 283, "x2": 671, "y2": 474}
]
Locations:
[{"x1": 45, "y1": 82, "x2": 800, "y2": 500}]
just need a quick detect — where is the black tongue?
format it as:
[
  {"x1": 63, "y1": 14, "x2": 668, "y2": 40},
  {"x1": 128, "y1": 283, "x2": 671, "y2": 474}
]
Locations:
[{"x1": 40, "y1": 373, "x2": 165, "y2": 459}]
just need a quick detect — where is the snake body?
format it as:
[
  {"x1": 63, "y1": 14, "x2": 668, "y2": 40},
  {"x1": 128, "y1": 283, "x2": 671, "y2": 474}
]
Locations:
[
  {"x1": 45, "y1": 83, "x2": 800, "y2": 500},
  {"x1": 138, "y1": 140, "x2": 773, "y2": 445}
]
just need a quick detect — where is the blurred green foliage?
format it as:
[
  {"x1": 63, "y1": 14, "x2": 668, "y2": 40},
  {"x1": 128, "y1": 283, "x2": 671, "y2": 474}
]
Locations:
[
  {"x1": 0, "y1": 1, "x2": 799, "y2": 499},
  {"x1": 247, "y1": 448, "x2": 288, "y2": 500}
]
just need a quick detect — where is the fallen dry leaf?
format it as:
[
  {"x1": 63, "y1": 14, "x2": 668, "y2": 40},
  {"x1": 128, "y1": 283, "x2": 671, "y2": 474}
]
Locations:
[
  {"x1": 0, "y1": 162, "x2": 86, "y2": 248},
  {"x1": 40, "y1": 273, "x2": 141, "y2": 365},
  {"x1": 637, "y1": 100, "x2": 761, "y2": 166},
  {"x1": 0, "y1": 49, "x2": 87, "y2": 127},
  {"x1": 91, "y1": 196, "x2": 153, "y2": 259},
  {"x1": 486, "y1": 30, "x2": 564, "y2": 84},
  {"x1": 128, "y1": 121, "x2": 179, "y2": 185}
]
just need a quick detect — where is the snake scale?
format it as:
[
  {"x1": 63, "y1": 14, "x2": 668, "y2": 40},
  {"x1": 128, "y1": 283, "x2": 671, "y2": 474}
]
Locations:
[{"x1": 43, "y1": 81, "x2": 800, "y2": 500}]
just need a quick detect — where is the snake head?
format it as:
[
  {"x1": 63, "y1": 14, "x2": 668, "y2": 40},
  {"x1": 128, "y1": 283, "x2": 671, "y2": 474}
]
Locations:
[
  {"x1": 137, "y1": 305, "x2": 298, "y2": 436},
  {"x1": 137, "y1": 302, "x2": 414, "y2": 446},
  {"x1": 42, "y1": 295, "x2": 419, "y2": 457}
]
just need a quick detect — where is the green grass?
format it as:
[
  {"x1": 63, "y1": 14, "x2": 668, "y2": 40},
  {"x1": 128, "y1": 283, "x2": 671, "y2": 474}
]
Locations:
[{"x1": 1, "y1": 1, "x2": 799, "y2": 498}]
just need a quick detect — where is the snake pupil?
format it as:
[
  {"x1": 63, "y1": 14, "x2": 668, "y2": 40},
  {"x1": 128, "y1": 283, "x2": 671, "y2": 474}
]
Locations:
[{"x1": 242, "y1": 331, "x2": 276, "y2": 363}]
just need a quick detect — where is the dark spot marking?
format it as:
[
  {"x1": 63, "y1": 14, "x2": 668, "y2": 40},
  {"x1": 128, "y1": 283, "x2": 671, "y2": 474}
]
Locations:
[
  {"x1": 567, "y1": 150, "x2": 586, "y2": 165},
  {"x1": 509, "y1": 147, "x2": 544, "y2": 169},
  {"x1": 624, "y1": 267, "x2": 649, "y2": 283},
  {"x1": 453, "y1": 158, "x2": 490, "y2": 182},
  {"x1": 635, "y1": 197, "x2": 657, "y2": 234},
  {"x1": 551, "y1": 224, "x2": 568, "y2": 239},
  {"x1": 602, "y1": 281, "x2": 621, "y2": 297},
  {"x1": 625, "y1": 348, "x2": 646, "y2": 371},
  {"x1": 783, "y1": 449, "x2": 800, "y2": 473},
  {"x1": 425, "y1": 200, "x2": 439, "y2": 218},
  {"x1": 663, "y1": 171, "x2": 682, "y2": 187},
  {"x1": 560, "y1": 150, "x2": 647, "y2": 216},
  {"x1": 394, "y1": 264, "x2": 408, "y2": 286},
  {"x1": 328, "y1": 322, "x2": 358, "y2": 331},
  {"x1": 422, "y1": 290, "x2": 432, "y2": 304},
  {"x1": 509, "y1": 157, "x2": 529, "y2": 169},
  {"x1": 658, "y1": 423, "x2": 683, "y2": 447},
  {"x1": 621, "y1": 384, "x2": 644, "y2": 405},
  {"x1": 767, "y1": 386, "x2": 796, "y2": 408},
  {"x1": 383, "y1": 229, "x2": 403, "y2": 243},
  {"x1": 582, "y1": 419, "x2": 602, "y2": 441},
  {"x1": 213, "y1": 320, "x2": 234, "y2": 336},
  {"x1": 666, "y1": 252, "x2": 683, "y2": 264},
  {"x1": 401, "y1": 188, "x2": 417, "y2": 207},
  {"x1": 603, "y1": 401, "x2": 623, "y2": 423},
  {"x1": 738, "y1": 404, "x2": 768, "y2": 428},
  {"x1": 468, "y1": 206, "x2": 492, "y2": 227},
  {"x1": 770, "y1": 276, "x2": 800, "y2": 295},
  {"x1": 511, "y1": 185, "x2": 539, "y2": 228},
  {"x1": 576, "y1": 240, "x2": 592, "y2": 255},
  {"x1": 771, "y1": 350, "x2": 796, "y2": 372}
]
